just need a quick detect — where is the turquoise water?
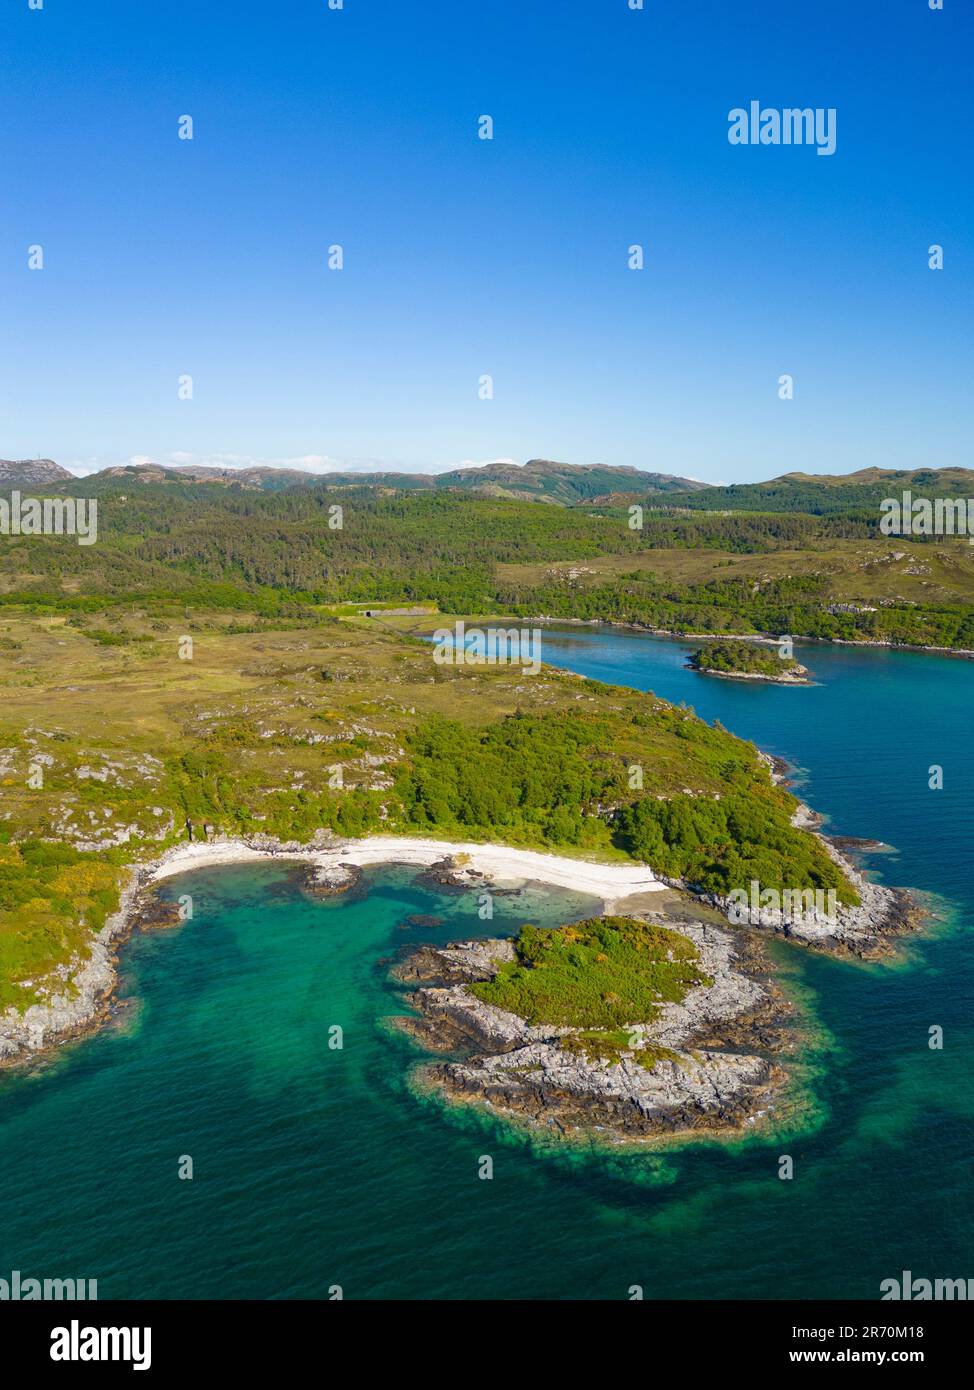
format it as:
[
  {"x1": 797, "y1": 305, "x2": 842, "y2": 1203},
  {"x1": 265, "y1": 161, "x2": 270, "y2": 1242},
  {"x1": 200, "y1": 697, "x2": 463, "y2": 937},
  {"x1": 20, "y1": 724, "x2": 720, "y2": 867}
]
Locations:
[{"x1": 1, "y1": 629, "x2": 972, "y2": 1299}]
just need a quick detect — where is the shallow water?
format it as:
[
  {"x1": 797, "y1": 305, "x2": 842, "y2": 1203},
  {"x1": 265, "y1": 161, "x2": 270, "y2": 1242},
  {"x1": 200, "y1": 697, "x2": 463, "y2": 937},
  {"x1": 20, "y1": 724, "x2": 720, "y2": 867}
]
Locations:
[{"x1": 1, "y1": 628, "x2": 971, "y2": 1299}]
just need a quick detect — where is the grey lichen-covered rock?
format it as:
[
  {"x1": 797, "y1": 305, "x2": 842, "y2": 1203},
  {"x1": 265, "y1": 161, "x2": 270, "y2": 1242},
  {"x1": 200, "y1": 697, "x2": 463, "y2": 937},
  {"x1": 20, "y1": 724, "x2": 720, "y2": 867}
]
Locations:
[
  {"x1": 391, "y1": 937, "x2": 515, "y2": 985},
  {"x1": 436, "y1": 1043, "x2": 775, "y2": 1139}
]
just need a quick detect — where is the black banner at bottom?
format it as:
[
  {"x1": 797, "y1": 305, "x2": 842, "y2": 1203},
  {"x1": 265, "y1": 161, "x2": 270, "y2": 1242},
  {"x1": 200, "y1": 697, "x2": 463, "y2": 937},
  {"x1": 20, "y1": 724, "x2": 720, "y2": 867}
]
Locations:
[{"x1": 0, "y1": 1298, "x2": 966, "y2": 1374}]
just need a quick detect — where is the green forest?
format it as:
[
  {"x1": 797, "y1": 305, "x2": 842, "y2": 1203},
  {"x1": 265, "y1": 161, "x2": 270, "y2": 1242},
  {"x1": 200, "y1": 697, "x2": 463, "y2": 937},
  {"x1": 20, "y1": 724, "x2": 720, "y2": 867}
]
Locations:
[{"x1": 3, "y1": 479, "x2": 974, "y2": 649}]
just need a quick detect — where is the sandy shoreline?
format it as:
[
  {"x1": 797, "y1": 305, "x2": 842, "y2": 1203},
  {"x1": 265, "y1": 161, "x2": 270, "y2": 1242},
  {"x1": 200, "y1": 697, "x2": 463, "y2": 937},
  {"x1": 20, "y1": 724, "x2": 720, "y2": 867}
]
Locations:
[
  {"x1": 147, "y1": 834, "x2": 665, "y2": 908},
  {"x1": 0, "y1": 835, "x2": 662, "y2": 1065}
]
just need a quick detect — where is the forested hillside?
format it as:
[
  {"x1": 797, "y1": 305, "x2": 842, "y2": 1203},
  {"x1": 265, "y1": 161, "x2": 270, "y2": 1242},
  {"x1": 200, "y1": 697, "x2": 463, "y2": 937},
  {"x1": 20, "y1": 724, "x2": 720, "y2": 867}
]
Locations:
[
  {"x1": 657, "y1": 467, "x2": 974, "y2": 516},
  {"x1": 3, "y1": 476, "x2": 974, "y2": 648}
]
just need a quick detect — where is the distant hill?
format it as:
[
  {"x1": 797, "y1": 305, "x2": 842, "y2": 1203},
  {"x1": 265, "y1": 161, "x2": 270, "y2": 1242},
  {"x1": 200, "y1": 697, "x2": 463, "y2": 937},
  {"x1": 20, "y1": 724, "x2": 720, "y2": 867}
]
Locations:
[
  {"x1": 4, "y1": 456, "x2": 974, "y2": 654},
  {"x1": 657, "y1": 467, "x2": 974, "y2": 515},
  {"x1": 0, "y1": 458, "x2": 73, "y2": 487},
  {"x1": 431, "y1": 459, "x2": 710, "y2": 503},
  {"x1": 775, "y1": 467, "x2": 974, "y2": 490},
  {"x1": 14, "y1": 457, "x2": 973, "y2": 516},
  {"x1": 74, "y1": 457, "x2": 711, "y2": 503},
  {"x1": 93, "y1": 463, "x2": 332, "y2": 493}
]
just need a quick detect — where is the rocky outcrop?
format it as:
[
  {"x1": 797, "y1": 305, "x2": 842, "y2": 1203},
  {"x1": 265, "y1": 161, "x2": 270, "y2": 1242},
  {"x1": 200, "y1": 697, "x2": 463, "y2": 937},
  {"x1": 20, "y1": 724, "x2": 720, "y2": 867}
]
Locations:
[
  {"x1": 431, "y1": 1045, "x2": 778, "y2": 1139},
  {"x1": 0, "y1": 458, "x2": 72, "y2": 486},
  {"x1": 414, "y1": 855, "x2": 482, "y2": 892},
  {"x1": 739, "y1": 755, "x2": 927, "y2": 958},
  {"x1": 393, "y1": 918, "x2": 790, "y2": 1143},
  {"x1": 131, "y1": 897, "x2": 184, "y2": 931},
  {"x1": 302, "y1": 861, "x2": 363, "y2": 897}
]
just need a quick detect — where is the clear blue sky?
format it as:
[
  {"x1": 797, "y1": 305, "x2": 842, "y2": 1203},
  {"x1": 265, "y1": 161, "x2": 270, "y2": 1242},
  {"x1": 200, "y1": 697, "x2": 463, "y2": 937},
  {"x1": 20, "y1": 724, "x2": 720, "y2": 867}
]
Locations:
[{"x1": 1, "y1": 0, "x2": 970, "y2": 481}]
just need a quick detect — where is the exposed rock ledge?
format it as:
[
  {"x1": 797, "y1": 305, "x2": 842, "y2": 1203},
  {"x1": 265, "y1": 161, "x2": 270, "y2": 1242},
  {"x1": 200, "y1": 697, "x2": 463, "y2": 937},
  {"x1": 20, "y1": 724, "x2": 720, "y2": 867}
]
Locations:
[{"x1": 392, "y1": 918, "x2": 791, "y2": 1144}]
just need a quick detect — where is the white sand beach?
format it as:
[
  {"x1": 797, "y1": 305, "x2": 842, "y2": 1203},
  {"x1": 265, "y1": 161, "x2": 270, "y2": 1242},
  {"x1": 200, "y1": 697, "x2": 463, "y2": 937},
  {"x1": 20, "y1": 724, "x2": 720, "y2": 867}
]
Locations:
[{"x1": 148, "y1": 835, "x2": 664, "y2": 911}]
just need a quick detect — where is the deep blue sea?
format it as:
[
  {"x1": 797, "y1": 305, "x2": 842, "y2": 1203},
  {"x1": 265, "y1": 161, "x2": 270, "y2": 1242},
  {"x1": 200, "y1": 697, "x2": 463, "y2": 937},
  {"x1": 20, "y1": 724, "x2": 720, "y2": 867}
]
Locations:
[{"x1": 1, "y1": 628, "x2": 971, "y2": 1299}]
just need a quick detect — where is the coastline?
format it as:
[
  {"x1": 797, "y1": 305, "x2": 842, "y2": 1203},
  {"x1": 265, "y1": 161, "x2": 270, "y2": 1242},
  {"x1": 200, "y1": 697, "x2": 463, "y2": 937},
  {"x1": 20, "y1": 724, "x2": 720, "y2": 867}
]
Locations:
[
  {"x1": 0, "y1": 835, "x2": 662, "y2": 1067},
  {"x1": 0, "y1": 806, "x2": 920, "y2": 1069},
  {"x1": 756, "y1": 754, "x2": 924, "y2": 957},
  {"x1": 523, "y1": 615, "x2": 974, "y2": 661},
  {"x1": 145, "y1": 834, "x2": 665, "y2": 905},
  {"x1": 0, "y1": 869, "x2": 144, "y2": 1067}
]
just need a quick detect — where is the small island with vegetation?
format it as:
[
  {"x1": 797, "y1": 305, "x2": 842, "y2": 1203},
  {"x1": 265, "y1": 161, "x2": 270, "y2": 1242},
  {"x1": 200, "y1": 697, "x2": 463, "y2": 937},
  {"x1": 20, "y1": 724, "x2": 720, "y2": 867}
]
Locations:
[
  {"x1": 391, "y1": 828, "x2": 917, "y2": 1142},
  {"x1": 393, "y1": 912, "x2": 790, "y2": 1142},
  {"x1": 688, "y1": 640, "x2": 810, "y2": 684}
]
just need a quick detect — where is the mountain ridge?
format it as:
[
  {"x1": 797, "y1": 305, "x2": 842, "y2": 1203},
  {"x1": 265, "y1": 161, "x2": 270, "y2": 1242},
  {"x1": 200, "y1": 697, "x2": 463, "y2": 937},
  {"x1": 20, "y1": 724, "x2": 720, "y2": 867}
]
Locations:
[
  {"x1": 7, "y1": 457, "x2": 974, "y2": 509},
  {"x1": 4, "y1": 457, "x2": 711, "y2": 503},
  {"x1": 0, "y1": 458, "x2": 74, "y2": 486}
]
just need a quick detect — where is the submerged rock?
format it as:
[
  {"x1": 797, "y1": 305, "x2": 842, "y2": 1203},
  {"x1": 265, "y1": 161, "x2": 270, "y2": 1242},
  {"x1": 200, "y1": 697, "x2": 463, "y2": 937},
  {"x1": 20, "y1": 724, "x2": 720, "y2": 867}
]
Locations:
[
  {"x1": 132, "y1": 898, "x2": 184, "y2": 932},
  {"x1": 398, "y1": 914, "x2": 446, "y2": 931}
]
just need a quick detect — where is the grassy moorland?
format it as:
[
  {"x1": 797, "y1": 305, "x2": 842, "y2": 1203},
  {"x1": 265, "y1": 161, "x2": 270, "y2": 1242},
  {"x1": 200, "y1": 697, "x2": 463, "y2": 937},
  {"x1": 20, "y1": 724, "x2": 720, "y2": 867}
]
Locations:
[{"x1": 0, "y1": 600, "x2": 853, "y2": 1011}]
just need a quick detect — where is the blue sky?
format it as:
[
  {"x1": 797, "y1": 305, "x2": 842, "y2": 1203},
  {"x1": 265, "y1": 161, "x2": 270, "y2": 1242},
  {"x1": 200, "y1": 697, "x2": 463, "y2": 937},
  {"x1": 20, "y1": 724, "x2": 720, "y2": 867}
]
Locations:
[{"x1": 1, "y1": 0, "x2": 970, "y2": 481}]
